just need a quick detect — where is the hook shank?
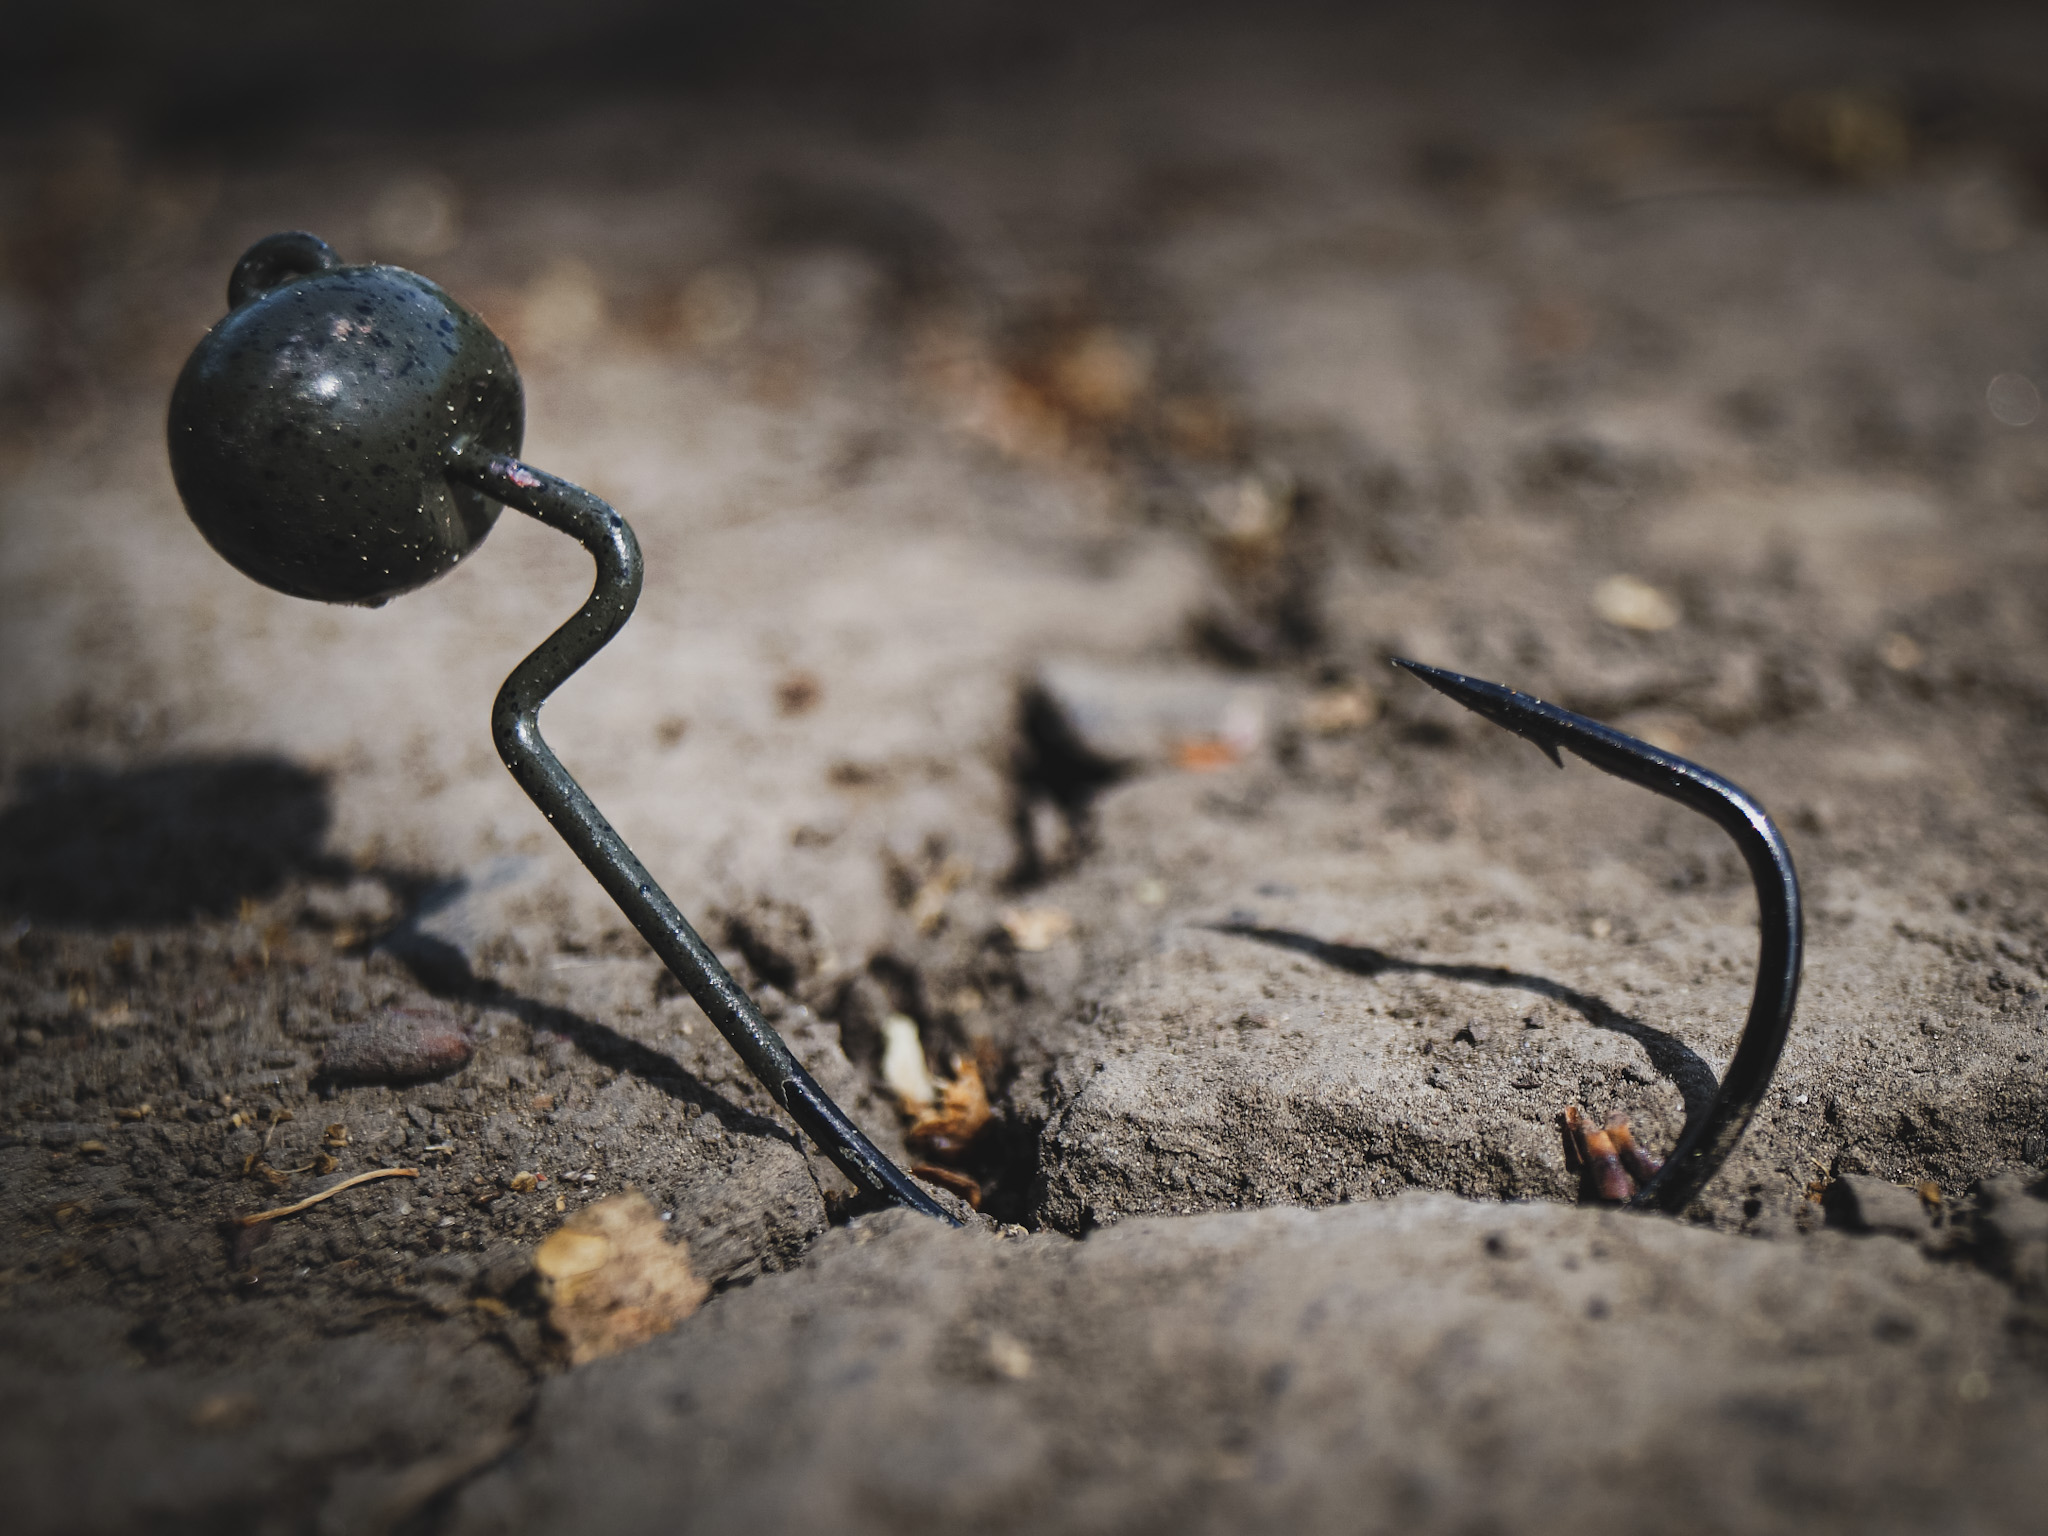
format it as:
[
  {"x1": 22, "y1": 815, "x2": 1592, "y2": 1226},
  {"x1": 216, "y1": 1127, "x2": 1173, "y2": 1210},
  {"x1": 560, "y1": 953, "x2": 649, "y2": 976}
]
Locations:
[
  {"x1": 449, "y1": 445, "x2": 957, "y2": 1224},
  {"x1": 1392, "y1": 658, "x2": 1801, "y2": 1213}
]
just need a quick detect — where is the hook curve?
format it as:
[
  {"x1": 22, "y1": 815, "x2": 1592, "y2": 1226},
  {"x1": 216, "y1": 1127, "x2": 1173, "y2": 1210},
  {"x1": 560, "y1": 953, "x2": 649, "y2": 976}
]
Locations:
[
  {"x1": 450, "y1": 444, "x2": 958, "y2": 1225},
  {"x1": 1391, "y1": 657, "x2": 1802, "y2": 1213}
]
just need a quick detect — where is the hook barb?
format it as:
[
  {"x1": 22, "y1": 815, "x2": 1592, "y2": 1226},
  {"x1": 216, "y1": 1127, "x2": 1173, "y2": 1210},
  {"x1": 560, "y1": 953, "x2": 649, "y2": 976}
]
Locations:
[{"x1": 1391, "y1": 657, "x2": 1802, "y2": 1213}]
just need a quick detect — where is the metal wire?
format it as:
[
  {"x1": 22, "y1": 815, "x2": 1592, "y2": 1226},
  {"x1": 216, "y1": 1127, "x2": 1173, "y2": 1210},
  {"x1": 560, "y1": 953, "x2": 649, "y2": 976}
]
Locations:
[{"x1": 450, "y1": 444, "x2": 957, "y2": 1225}]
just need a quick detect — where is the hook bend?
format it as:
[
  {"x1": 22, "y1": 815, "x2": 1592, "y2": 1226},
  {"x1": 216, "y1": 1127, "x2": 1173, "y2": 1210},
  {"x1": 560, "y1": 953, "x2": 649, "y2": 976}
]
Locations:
[
  {"x1": 450, "y1": 444, "x2": 958, "y2": 1225},
  {"x1": 1392, "y1": 657, "x2": 1801, "y2": 1213}
]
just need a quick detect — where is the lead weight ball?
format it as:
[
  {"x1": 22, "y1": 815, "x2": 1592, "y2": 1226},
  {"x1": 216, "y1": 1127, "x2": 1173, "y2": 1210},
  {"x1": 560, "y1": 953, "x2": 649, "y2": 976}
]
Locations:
[{"x1": 167, "y1": 231, "x2": 524, "y2": 606}]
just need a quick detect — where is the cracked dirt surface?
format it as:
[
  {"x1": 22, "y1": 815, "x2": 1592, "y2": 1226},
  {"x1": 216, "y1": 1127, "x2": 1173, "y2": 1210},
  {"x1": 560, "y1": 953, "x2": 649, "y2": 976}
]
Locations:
[{"x1": 4, "y1": 3, "x2": 2048, "y2": 1531}]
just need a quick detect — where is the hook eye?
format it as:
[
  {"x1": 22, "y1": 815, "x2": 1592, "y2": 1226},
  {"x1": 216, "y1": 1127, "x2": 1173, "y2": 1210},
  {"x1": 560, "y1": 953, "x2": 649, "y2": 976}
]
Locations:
[{"x1": 227, "y1": 231, "x2": 340, "y2": 309}]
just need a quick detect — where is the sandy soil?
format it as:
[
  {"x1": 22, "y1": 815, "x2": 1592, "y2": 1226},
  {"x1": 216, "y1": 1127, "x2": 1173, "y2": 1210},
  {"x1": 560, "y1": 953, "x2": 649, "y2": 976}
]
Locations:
[{"x1": 4, "y1": 5, "x2": 2047, "y2": 1532}]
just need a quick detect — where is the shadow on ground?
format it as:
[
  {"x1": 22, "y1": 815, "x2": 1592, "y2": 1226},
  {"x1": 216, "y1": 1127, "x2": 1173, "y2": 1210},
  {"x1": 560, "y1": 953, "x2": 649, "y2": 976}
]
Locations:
[
  {"x1": 1215, "y1": 921, "x2": 1722, "y2": 1121},
  {"x1": 381, "y1": 900, "x2": 803, "y2": 1153},
  {"x1": 0, "y1": 757, "x2": 346, "y2": 927}
]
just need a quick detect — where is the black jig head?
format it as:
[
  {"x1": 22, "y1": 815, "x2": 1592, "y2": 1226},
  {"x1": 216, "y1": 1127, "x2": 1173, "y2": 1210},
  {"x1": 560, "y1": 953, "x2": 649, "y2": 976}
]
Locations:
[
  {"x1": 1393, "y1": 658, "x2": 1802, "y2": 1213},
  {"x1": 169, "y1": 233, "x2": 956, "y2": 1224}
]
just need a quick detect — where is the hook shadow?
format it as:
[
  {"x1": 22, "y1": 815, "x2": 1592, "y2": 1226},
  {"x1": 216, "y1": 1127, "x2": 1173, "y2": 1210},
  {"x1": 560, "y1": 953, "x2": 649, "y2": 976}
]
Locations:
[
  {"x1": 384, "y1": 926, "x2": 800, "y2": 1152},
  {"x1": 1211, "y1": 921, "x2": 1720, "y2": 1123}
]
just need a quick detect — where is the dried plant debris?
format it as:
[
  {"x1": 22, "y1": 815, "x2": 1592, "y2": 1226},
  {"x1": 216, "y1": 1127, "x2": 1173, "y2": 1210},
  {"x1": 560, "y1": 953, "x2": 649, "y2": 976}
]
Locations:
[
  {"x1": 879, "y1": 1016, "x2": 994, "y2": 1168},
  {"x1": 880, "y1": 1014, "x2": 939, "y2": 1113},
  {"x1": 909, "y1": 1163, "x2": 983, "y2": 1208},
  {"x1": 533, "y1": 1192, "x2": 710, "y2": 1365},
  {"x1": 1561, "y1": 1107, "x2": 1662, "y2": 1204},
  {"x1": 321, "y1": 1004, "x2": 474, "y2": 1084},
  {"x1": 907, "y1": 1058, "x2": 992, "y2": 1160},
  {"x1": 236, "y1": 1168, "x2": 420, "y2": 1228}
]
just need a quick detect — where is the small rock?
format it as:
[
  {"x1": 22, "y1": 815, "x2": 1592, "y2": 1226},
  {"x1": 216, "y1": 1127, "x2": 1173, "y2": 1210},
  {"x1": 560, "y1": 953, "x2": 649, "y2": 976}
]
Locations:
[
  {"x1": 1824, "y1": 1174, "x2": 1932, "y2": 1239},
  {"x1": 1592, "y1": 574, "x2": 1679, "y2": 632},
  {"x1": 321, "y1": 1004, "x2": 474, "y2": 1084},
  {"x1": 1032, "y1": 659, "x2": 1273, "y2": 770}
]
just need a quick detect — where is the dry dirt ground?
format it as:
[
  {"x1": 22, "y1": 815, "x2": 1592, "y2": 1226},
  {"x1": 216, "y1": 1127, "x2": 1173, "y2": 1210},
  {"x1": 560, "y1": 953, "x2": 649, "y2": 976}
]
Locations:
[{"x1": 4, "y1": 5, "x2": 2048, "y2": 1532}]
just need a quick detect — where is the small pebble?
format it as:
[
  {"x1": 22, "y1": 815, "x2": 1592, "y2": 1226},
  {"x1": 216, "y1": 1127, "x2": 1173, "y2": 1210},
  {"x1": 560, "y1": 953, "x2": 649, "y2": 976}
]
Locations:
[
  {"x1": 1593, "y1": 574, "x2": 1679, "y2": 632},
  {"x1": 321, "y1": 1004, "x2": 473, "y2": 1084}
]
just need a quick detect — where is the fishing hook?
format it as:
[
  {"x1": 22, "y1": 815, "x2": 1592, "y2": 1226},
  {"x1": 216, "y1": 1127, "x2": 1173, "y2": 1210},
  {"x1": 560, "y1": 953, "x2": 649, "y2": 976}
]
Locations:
[
  {"x1": 167, "y1": 232, "x2": 956, "y2": 1225},
  {"x1": 1391, "y1": 658, "x2": 1802, "y2": 1213}
]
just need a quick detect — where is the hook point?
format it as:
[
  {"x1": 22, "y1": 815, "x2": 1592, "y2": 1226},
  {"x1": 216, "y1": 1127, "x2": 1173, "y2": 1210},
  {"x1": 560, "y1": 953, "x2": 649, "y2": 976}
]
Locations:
[{"x1": 1389, "y1": 657, "x2": 1565, "y2": 767}]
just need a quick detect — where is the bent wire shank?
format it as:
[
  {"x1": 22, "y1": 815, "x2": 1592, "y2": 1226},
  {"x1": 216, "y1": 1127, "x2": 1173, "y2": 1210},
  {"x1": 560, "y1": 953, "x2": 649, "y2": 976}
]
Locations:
[
  {"x1": 450, "y1": 445, "x2": 957, "y2": 1225},
  {"x1": 1392, "y1": 658, "x2": 1802, "y2": 1213}
]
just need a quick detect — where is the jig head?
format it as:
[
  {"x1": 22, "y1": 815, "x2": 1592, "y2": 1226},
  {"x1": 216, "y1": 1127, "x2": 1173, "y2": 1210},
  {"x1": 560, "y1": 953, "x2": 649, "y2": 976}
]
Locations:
[
  {"x1": 1393, "y1": 658, "x2": 1802, "y2": 1212},
  {"x1": 168, "y1": 232, "x2": 956, "y2": 1224}
]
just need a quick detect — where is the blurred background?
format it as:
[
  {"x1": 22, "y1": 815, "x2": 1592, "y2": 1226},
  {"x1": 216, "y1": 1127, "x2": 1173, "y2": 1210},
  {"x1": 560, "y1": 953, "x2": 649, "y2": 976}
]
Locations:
[
  {"x1": 9, "y1": 12, "x2": 2048, "y2": 1527},
  {"x1": 10, "y1": 0, "x2": 2048, "y2": 934}
]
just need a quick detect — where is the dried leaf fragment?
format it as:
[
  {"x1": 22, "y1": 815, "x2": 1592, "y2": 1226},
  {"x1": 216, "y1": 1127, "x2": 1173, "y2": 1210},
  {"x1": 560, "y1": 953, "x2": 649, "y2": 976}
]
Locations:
[
  {"x1": 1171, "y1": 737, "x2": 1243, "y2": 772},
  {"x1": 909, "y1": 1058, "x2": 992, "y2": 1159},
  {"x1": 1000, "y1": 906, "x2": 1073, "y2": 953},
  {"x1": 911, "y1": 1164, "x2": 983, "y2": 1208},
  {"x1": 533, "y1": 1191, "x2": 709, "y2": 1365}
]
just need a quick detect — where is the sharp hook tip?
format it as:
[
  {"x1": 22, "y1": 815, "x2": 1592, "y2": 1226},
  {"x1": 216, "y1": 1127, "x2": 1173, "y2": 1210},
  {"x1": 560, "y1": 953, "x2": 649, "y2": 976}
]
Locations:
[{"x1": 1390, "y1": 656, "x2": 1566, "y2": 766}]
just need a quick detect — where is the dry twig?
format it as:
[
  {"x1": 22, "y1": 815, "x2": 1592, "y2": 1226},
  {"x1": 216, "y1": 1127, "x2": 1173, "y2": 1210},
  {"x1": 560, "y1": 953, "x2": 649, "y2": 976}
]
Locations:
[{"x1": 235, "y1": 1167, "x2": 418, "y2": 1227}]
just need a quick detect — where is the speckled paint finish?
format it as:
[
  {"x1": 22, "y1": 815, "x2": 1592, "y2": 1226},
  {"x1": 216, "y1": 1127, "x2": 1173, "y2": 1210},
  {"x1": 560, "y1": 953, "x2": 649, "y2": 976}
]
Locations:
[{"x1": 167, "y1": 233, "x2": 523, "y2": 606}]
